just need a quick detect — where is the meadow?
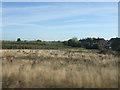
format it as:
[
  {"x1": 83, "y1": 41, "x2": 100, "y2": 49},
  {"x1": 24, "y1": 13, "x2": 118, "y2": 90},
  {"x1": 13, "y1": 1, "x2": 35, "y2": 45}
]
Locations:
[{"x1": 1, "y1": 49, "x2": 119, "y2": 88}]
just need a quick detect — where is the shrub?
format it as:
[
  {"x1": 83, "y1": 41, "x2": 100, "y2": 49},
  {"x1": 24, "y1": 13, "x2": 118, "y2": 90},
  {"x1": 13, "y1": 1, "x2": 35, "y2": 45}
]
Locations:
[
  {"x1": 37, "y1": 40, "x2": 42, "y2": 42},
  {"x1": 64, "y1": 37, "x2": 81, "y2": 47},
  {"x1": 92, "y1": 43, "x2": 100, "y2": 49},
  {"x1": 17, "y1": 38, "x2": 21, "y2": 42},
  {"x1": 84, "y1": 42, "x2": 91, "y2": 49}
]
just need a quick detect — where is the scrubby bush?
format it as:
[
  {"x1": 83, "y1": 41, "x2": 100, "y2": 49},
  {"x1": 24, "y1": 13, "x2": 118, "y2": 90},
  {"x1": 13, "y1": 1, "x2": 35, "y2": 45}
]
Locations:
[
  {"x1": 63, "y1": 41, "x2": 68, "y2": 45},
  {"x1": 17, "y1": 38, "x2": 21, "y2": 42},
  {"x1": 84, "y1": 42, "x2": 91, "y2": 49},
  {"x1": 63, "y1": 37, "x2": 81, "y2": 47},
  {"x1": 37, "y1": 40, "x2": 42, "y2": 42},
  {"x1": 92, "y1": 43, "x2": 100, "y2": 49}
]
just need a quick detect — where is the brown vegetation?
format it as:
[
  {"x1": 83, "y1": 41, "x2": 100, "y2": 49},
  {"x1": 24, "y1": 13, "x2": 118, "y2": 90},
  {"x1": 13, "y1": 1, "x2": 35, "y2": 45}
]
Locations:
[{"x1": 1, "y1": 49, "x2": 119, "y2": 88}]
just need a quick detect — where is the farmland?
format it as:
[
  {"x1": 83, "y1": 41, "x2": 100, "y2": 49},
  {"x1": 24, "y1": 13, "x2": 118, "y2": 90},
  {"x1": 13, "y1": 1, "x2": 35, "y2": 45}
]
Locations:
[
  {"x1": 1, "y1": 41, "x2": 71, "y2": 49},
  {"x1": 1, "y1": 49, "x2": 119, "y2": 88}
]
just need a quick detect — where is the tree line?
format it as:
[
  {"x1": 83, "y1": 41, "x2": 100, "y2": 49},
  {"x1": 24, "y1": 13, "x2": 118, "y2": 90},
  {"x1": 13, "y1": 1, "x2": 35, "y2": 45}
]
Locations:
[{"x1": 17, "y1": 37, "x2": 120, "y2": 52}]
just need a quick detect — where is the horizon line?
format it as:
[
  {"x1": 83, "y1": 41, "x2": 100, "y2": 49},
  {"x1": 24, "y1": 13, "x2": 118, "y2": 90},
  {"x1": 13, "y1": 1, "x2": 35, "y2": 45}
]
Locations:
[{"x1": 1, "y1": 37, "x2": 119, "y2": 41}]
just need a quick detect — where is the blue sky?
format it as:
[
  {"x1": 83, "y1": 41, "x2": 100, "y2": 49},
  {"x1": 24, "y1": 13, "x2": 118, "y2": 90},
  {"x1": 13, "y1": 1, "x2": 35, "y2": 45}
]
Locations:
[{"x1": 2, "y1": 2, "x2": 118, "y2": 41}]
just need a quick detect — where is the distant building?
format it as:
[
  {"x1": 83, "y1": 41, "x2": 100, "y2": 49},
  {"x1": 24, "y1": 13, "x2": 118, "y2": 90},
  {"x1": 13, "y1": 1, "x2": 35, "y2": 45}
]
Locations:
[
  {"x1": 105, "y1": 38, "x2": 120, "y2": 49},
  {"x1": 79, "y1": 37, "x2": 107, "y2": 48},
  {"x1": 92, "y1": 38, "x2": 107, "y2": 46},
  {"x1": 105, "y1": 38, "x2": 114, "y2": 48}
]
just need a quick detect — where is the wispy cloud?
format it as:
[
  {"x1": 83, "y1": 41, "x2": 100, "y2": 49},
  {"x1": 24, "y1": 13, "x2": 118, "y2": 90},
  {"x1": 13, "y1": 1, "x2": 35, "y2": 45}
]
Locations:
[
  {"x1": 3, "y1": 22, "x2": 117, "y2": 31},
  {"x1": 3, "y1": 3, "x2": 117, "y2": 24},
  {"x1": 64, "y1": 19, "x2": 86, "y2": 23}
]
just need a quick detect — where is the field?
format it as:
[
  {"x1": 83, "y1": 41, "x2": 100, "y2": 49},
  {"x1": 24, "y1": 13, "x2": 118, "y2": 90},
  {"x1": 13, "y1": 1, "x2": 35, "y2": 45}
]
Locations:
[
  {"x1": 1, "y1": 41, "x2": 70, "y2": 49},
  {"x1": 1, "y1": 49, "x2": 119, "y2": 88}
]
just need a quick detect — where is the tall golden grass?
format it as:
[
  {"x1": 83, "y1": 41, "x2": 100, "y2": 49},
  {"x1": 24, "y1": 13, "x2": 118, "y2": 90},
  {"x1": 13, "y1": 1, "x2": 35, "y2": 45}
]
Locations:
[{"x1": 1, "y1": 49, "x2": 119, "y2": 88}]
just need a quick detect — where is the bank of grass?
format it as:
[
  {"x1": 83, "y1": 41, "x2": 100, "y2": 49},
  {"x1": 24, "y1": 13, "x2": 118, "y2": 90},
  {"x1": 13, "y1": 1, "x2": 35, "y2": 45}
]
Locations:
[{"x1": 2, "y1": 49, "x2": 119, "y2": 88}]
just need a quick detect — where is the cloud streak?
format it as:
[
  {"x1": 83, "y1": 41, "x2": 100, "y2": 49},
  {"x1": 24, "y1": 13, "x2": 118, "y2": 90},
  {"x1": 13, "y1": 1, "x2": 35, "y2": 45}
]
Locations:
[{"x1": 3, "y1": 3, "x2": 117, "y2": 24}]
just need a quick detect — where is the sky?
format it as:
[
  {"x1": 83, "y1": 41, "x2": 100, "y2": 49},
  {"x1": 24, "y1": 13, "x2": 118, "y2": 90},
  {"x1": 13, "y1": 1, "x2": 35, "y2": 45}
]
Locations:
[
  {"x1": 2, "y1": 2, "x2": 118, "y2": 41},
  {"x1": 0, "y1": 2, "x2": 1, "y2": 21}
]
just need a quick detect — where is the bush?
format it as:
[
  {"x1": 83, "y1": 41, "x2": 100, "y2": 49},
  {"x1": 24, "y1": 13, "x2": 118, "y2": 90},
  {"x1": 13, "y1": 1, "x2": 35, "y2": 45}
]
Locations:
[
  {"x1": 37, "y1": 40, "x2": 42, "y2": 42},
  {"x1": 84, "y1": 42, "x2": 91, "y2": 49},
  {"x1": 17, "y1": 38, "x2": 21, "y2": 42},
  {"x1": 63, "y1": 41, "x2": 68, "y2": 46},
  {"x1": 92, "y1": 43, "x2": 100, "y2": 49},
  {"x1": 64, "y1": 38, "x2": 81, "y2": 47}
]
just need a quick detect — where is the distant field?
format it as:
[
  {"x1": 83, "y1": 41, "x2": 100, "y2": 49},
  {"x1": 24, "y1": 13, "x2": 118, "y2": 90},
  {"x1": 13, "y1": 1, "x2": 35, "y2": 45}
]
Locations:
[
  {"x1": 1, "y1": 49, "x2": 119, "y2": 88},
  {"x1": 1, "y1": 41, "x2": 72, "y2": 49}
]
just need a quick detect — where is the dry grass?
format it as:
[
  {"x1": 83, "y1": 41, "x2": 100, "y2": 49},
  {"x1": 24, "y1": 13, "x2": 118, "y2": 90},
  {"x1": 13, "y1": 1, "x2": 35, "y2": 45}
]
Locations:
[{"x1": 1, "y1": 49, "x2": 119, "y2": 88}]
